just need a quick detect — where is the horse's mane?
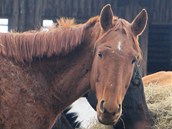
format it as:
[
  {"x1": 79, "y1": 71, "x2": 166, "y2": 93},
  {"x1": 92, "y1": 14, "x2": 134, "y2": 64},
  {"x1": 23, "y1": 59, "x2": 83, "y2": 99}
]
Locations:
[
  {"x1": 0, "y1": 16, "x2": 142, "y2": 63},
  {"x1": 0, "y1": 18, "x2": 93, "y2": 63}
]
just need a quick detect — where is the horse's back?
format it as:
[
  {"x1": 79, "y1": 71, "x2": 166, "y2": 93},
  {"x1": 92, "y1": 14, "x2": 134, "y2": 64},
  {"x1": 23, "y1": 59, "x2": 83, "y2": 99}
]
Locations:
[{"x1": 143, "y1": 71, "x2": 172, "y2": 86}]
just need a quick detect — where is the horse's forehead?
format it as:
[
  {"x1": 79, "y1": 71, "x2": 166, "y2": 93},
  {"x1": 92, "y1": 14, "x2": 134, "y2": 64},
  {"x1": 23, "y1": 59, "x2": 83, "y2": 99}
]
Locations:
[
  {"x1": 100, "y1": 35, "x2": 135, "y2": 56},
  {"x1": 102, "y1": 31, "x2": 128, "y2": 48},
  {"x1": 98, "y1": 20, "x2": 134, "y2": 51}
]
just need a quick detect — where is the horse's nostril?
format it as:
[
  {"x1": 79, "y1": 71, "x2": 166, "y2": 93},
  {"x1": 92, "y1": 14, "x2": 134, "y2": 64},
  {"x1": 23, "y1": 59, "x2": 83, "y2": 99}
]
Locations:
[
  {"x1": 100, "y1": 100, "x2": 105, "y2": 113},
  {"x1": 112, "y1": 104, "x2": 121, "y2": 116},
  {"x1": 118, "y1": 104, "x2": 121, "y2": 112},
  {"x1": 112, "y1": 112, "x2": 116, "y2": 116}
]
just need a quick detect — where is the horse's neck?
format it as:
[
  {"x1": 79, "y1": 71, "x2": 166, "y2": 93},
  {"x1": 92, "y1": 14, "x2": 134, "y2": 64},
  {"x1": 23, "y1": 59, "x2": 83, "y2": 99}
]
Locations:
[
  {"x1": 30, "y1": 43, "x2": 93, "y2": 116},
  {"x1": 43, "y1": 25, "x2": 101, "y2": 114}
]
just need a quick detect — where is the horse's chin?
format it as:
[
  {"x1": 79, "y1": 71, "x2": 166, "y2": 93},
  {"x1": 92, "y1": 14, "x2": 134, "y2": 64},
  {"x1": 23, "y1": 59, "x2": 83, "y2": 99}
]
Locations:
[{"x1": 97, "y1": 113, "x2": 120, "y2": 125}]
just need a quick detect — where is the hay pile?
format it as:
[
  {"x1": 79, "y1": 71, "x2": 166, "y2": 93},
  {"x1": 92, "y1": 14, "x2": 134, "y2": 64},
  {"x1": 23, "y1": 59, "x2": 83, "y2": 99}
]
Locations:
[
  {"x1": 144, "y1": 83, "x2": 172, "y2": 129},
  {"x1": 79, "y1": 119, "x2": 114, "y2": 129}
]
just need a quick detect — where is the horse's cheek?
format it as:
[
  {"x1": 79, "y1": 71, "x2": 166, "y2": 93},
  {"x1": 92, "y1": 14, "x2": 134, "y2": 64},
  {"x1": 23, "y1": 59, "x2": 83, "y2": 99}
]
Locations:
[
  {"x1": 90, "y1": 64, "x2": 98, "y2": 91},
  {"x1": 90, "y1": 70, "x2": 95, "y2": 91}
]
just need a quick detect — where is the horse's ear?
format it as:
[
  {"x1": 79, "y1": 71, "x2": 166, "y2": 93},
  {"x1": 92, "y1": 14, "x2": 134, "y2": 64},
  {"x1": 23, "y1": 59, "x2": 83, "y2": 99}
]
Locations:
[
  {"x1": 131, "y1": 9, "x2": 148, "y2": 36},
  {"x1": 100, "y1": 4, "x2": 113, "y2": 31}
]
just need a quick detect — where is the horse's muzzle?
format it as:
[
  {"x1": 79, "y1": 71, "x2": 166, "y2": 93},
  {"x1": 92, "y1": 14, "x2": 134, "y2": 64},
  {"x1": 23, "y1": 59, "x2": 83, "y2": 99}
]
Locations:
[
  {"x1": 97, "y1": 100, "x2": 122, "y2": 125},
  {"x1": 97, "y1": 111, "x2": 121, "y2": 125}
]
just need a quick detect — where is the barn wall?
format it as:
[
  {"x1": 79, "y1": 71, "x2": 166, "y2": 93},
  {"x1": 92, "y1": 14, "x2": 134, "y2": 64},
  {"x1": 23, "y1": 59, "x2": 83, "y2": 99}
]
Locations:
[
  {"x1": 1, "y1": 0, "x2": 172, "y2": 31},
  {"x1": 0, "y1": 0, "x2": 12, "y2": 17},
  {"x1": 149, "y1": 0, "x2": 172, "y2": 24}
]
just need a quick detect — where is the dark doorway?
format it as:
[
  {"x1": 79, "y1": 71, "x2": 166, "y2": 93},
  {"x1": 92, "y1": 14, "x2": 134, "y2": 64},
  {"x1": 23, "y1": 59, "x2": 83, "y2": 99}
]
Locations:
[{"x1": 148, "y1": 24, "x2": 172, "y2": 74}]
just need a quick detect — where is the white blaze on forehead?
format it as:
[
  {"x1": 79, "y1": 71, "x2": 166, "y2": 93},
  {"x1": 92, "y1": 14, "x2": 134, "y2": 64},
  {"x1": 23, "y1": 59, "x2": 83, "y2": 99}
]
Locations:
[{"x1": 117, "y1": 41, "x2": 122, "y2": 51}]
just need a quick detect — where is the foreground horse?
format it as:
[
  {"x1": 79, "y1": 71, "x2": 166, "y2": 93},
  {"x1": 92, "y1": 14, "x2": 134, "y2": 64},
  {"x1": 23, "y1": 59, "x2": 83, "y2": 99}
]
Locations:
[
  {"x1": 53, "y1": 65, "x2": 152, "y2": 129},
  {"x1": 0, "y1": 4, "x2": 148, "y2": 129}
]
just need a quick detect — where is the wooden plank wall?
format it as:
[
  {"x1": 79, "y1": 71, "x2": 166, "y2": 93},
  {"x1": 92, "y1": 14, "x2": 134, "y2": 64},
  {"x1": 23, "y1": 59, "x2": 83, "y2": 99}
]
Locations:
[
  {"x1": 0, "y1": 0, "x2": 12, "y2": 17},
  {"x1": 1, "y1": 0, "x2": 171, "y2": 31},
  {"x1": 149, "y1": 0, "x2": 172, "y2": 24},
  {"x1": 1, "y1": 0, "x2": 171, "y2": 30}
]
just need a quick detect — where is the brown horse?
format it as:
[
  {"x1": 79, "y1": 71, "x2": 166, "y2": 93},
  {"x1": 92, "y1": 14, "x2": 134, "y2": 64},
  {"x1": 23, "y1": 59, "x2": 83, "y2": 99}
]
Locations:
[
  {"x1": 0, "y1": 4, "x2": 148, "y2": 129},
  {"x1": 143, "y1": 71, "x2": 172, "y2": 86}
]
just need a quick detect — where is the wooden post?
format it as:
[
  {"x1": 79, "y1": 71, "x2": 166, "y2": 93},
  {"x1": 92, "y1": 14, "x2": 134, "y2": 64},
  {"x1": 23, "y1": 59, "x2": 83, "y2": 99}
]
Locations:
[
  {"x1": 18, "y1": 0, "x2": 26, "y2": 32},
  {"x1": 140, "y1": 24, "x2": 148, "y2": 76},
  {"x1": 8, "y1": 0, "x2": 19, "y2": 31},
  {"x1": 25, "y1": 0, "x2": 35, "y2": 30},
  {"x1": 34, "y1": 0, "x2": 42, "y2": 29}
]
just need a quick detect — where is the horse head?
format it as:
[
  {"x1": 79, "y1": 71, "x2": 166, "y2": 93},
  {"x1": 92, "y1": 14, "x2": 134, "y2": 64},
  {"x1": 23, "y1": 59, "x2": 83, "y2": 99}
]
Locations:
[{"x1": 90, "y1": 4, "x2": 148, "y2": 125}]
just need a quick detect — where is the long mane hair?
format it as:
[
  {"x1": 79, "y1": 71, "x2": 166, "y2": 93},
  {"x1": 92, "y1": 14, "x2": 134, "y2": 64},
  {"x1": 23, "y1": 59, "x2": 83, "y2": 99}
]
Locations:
[
  {"x1": 0, "y1": 16, "x2": 142, "y2": 63},
  {"x1": 0, "y1": 18, "x2": 87, "y2": 63}
]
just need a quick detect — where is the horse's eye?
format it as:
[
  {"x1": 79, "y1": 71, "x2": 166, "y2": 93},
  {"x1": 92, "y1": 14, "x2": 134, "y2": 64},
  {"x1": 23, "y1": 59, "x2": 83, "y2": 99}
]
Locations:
[
  {"x1": 132, "y1": 56, "x2": 138, "y2": 64},
  {"x1": 132, "y1": 58, "x2": 137, "y2": 64},
  {"x1": 98, "y1": 52, "x2": 103, "y2": 59}
]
